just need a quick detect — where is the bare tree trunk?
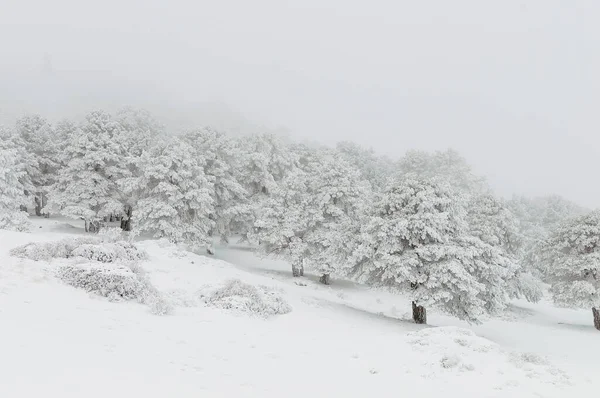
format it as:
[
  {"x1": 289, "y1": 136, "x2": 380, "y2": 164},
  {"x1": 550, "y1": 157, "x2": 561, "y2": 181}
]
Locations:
[
  {"x1": 319, "y1": 273, "x2": 331, "y2": 285},
  {"x1": 120, "y1": 206, "x2": 132, "y2": 231},
  {"x1": 593, "y1": 307, "x2": 600, "y2": 331},
  {"x1": 34, "y1": 195, "x2": 42, "y2": 216},
  {"x1": 412, "y1": 301, "x2": 427, "y2": 324},
  {"x1": 41, "y1": 193, "x2": 49, "y2": 217},
  {"x1": 87, "y1": 220, "x2": 100, "y2": 233},
  {"x1": 292, "y1": 262, "x2": 304, "y2": 277}
]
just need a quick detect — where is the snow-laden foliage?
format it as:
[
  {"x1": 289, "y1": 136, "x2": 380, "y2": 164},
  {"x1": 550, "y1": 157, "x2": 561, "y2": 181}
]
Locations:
[
  {"x1": 57, "y1": 260, "x2": 172, "y2": 315},
  {"x1": 508, "y1": 195, "x2": 586, "y2": 265},
  {"x1": 335, "y1": 141, "x2": 394, "y2": 190},
  {"x1": 253, "y1": 146, "x2": 370, "y2": 278},
  {"x1": 183, "y1": 128, "x2": 251, "y2": 242},
  {"x1": 237, "y1": 133, "x2": 298, "y2": 240},
  {"x1": 57, "y1": 262, "x2": 146, "y2": 301},
  {"x1": 535, "y1": 210, "x2": 600, "y2": 310},
  {"x1": 343, "y1": 178, "x2": 515, "y2": 322},
  {"x1": 10, "y1": 238, "x2": 147, "y2": 263},
  {"x1": 71, "y1": 241, "x2": 148, "y2": 263},
  {"x1": 202, "y1": 279, "x2": 291, "y2": 318},
  {"x1": 0, "y1": 141, "x2": 32, "y2": 231},
  {"x1": 111, "y1": 107, "x2": 165, "y2": 230},
  {"x1": 466, "y1": 194, "x2": 542, "y2": 303},
  {"x1": 239, "y1": 133, "x2": 297, "y2": 198},
  {"x1": 14, "y1": 114, "x2": 61, "y2": 215},
  {"x1": 46, "y1": 111, "x2": 124, "y2": 231},
  {"x1": 397, "y1": 149, "x2": 488, "y2": 194},
  {"x1": 133, "y1": 138, "x2": 215, "y2": 245}
]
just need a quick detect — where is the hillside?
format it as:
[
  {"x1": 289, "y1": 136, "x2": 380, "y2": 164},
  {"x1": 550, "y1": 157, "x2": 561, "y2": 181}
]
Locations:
[{"x1": 0, "y1": 217, "x2": 597, "y2": 397}]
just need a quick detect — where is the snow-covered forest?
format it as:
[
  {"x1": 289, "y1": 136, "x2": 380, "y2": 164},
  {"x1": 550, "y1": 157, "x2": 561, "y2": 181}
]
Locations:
[{"x1": 1, "y1": 108, "x2": 598, "y2": 331}]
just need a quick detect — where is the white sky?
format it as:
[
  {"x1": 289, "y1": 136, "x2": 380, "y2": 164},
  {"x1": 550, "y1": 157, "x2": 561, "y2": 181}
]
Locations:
[{"x1": 1, "y1": 0, "x2": 598, "y2": 207}]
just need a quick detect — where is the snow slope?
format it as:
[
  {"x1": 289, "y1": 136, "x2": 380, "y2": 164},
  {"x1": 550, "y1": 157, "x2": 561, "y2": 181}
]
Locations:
[{"x1": 0, "y1": 218, "x2": 597, "y2": 397}]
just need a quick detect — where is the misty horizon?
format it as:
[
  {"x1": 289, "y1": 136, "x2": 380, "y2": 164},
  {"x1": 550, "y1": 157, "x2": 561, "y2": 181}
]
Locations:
[{"x1": 1, "y1": 0, "x2": 598, "y2": 207}]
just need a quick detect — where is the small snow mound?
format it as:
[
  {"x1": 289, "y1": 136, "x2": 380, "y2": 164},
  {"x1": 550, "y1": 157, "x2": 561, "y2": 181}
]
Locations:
[
  {"x1": 202, "y1": 279, "x2": 291, "y2": 318},
  {"x1": 405, "y1": 327, "x2": 571, "y2": 389}
]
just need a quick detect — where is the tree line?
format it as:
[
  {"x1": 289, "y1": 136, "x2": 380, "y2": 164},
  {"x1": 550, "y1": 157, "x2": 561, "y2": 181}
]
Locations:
[{"x1": 0, "y1": 108, "x2": 598, "y2": 330}]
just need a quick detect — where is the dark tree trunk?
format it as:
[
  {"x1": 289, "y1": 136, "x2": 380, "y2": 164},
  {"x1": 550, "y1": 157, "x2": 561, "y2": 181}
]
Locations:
[
  {"x1": 412, "y1": 301, "x2": 427, "y2": 324},
  {"x1": 86, "y1": 220, "x2": 100, "y2": 233},
  {"x1": 593, "y1": 307, "x2": 600, "y2": 331},
  {"x1": 120, "y1": 206, "x2": 133, "y2": 231},
  {"x1": 34, "y1": 195, "x2": 42, "y2": 216},
  {"x1": 319, "y1": 273, "x2": 331, "y2": 285},
  {"x1": 292, "y1": 262, "x2": 304, "y2": 277}
]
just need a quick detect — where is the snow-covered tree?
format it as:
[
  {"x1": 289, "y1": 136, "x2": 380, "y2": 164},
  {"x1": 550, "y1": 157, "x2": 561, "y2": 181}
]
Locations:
[
  {"x1": 237, "y1": 133, "x2": 298, "y2": 239},
  {"x1": 183, "y1": 128, "x2": 251, "y2": 244},
  {"x1": 0, "y1": 138, "x2": 32, "y2": 231},
  {"x1": 534, "y1": 210, "x2": 600, "y2": 330},
  {"x1": 46, "y1": 111, "x2": 123, "y2": 232},
  {"x1": 335, "y1": 141, "x2": 394, "y2": 190},
  {"x1": 14, "y1": 114, "x2": 61, "y2": 216},
  {"x1": 343, "y1": 178, "x2": 514, "y2": 324},
  {"x1": 113, "y1": 107, "x2": 164, "y2": 231},
  {"x1": 397, "y1": 149, "x2": 488, "y2": 194},
  {"x1": 133, "y1": 138, "x2": 215, "y2": 247},
  {"x1": 253, "y1": 146, "x2": 369, "y2": 282},
  {"x1": 508, "y1": 194, "x2": 586, "y2": 276},
  {"x1": 466, "y1": 194, "x2": 543, "y2": 303}
]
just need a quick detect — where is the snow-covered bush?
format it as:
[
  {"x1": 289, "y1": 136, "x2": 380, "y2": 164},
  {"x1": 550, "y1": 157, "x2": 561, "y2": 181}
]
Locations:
[
  {"x1": 56, "y1": 257, "x2": 172, "y2": 314},
  {"x1": 10, "y1": 238, "x2": 147, "y2": 263},
  {"x1": 10, "y1": 237, "x2": 100, "y2": 261},
  {"x1": 57, "y1": 262, "x2": 146, "y2": 301},
  {"x1": 202, "y1": 279, "x2": 291, "y2": 318},
  {"x1": 71, "y1": 241, "x2": 148, "y2": 263}
]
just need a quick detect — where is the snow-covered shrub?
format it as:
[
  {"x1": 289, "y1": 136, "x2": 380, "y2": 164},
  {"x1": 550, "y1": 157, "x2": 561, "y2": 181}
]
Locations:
[
  {"x1": 202, "y1": 279, "x2": 291, "y2": 318},
  {"x1": 57, "y1": 262, "x2": 146, "y2": 301},
  {"x1": 56, "y1": 260, "x2": 172, "y2": 315},
  {"x1": 10, "y1": 237, "x2": 100, "y2": 261},
  {"x1": 71, "y1": 244, "x2": 119, "y2": 263},
  {"x1": 10, "y1": 238, "x2": 147, "y2": 263},
  {"x1": 71, "y1": 241, "x2": 148, "y2": 263}
]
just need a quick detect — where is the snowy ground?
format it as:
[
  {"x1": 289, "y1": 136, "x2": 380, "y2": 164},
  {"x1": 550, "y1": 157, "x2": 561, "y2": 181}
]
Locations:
[{"x1": 0, "y1": 217, "x2": 597, "y2": 397}]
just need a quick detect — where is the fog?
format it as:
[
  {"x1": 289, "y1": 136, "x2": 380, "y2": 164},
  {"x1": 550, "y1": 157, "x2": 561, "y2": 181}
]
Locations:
[{"x1": 1, "y1": 0, "x2": 598, "y2": 207}]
